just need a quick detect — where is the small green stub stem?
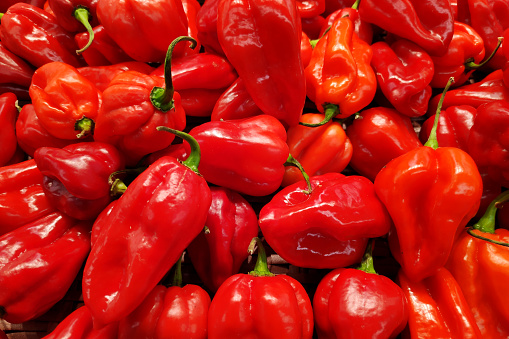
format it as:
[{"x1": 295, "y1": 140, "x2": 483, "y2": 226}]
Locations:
[
  {"x1": 357, "y1": 239, "x2": 377, "y2": 274},
  {"x1": 110, "y1": 178, "x2": 127, "y2": 196},
  {"x1": 172, "y1": 255, "x2": 183, "y2": 287},
  {"x1": 424, "y1": 77, "x2": 455, "y2": 149},
  {"x1": 74, "y1": 6, "x2": 94, "y2": 54},
  {"x1": 284, "y1": 154, "x2": 312, "y2": 194},
  {"x1": 299, "y1": 104, "x2": 339, "y2": 127},
  {"x1": 74, "y1": 116, "x2": 94, "y2": 138},
  {"x1": 310, "y1": 26, "x2": 332, "y2": 48},
  {"x1": 465, "y1": 37, "x2": 504, "y2": 70},
  {"x1": 156, "y1": 126, "x2": 201, "y2": 174},
  {"x1": 248, "y1": 237, "x2": 275, "y2": 277},
  {"x1": 472, "y1": 190, "x2": 509, "y2": 234}
]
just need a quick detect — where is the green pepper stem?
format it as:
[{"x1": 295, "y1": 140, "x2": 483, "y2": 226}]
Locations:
[
  {"x1": 310, "y1": 26, "x2": 332, "y2": 48},
  {"x1": 0, "y1": 13, "x2": 3, "y2": 21},
  {"x1": 74, "y1": 117, "x2": 94, "y2": 139},
  {"x1": 172, "y1": 255, "x2": 183, "y2": 287},
  {"x1": 74, "y1": 7, "x2": 94, "y2": 54},
  {"x1": 150, "y1": 36, "x2": 197, "y2": 112},
  {"x1": 156, "y1": 126, "x2": 201, "y2": 174},
  {"x1": 357, "y1": 239, "x2": 377, "y2": 274},
  {"x1": 284, "y1": 154, "x2": 312, "y2": 194},
  {"x1": 248, "y1": 237, "x2": 275, "y2": 277},
  {"x1": 424, "y1": 77, "x2": 455, "y2": 149},
  {"x1": 351, "y1": 0, "x2": 361, "y2": 10},
  {"x1": 467, "y1": 228, "x2": 509, "y2": 247},
  {"x1": 465, "y1": 37, "x2": 504, "y2": 70},
  {"x1": 299, "y1": 104, "x2": 339, "y2": 127},
  {"x1": 472, "y1": 190, "x2": 509, "y2": 234},
  {"x1": 110, "y1": 178, "x2": 127, "y2": 196}
]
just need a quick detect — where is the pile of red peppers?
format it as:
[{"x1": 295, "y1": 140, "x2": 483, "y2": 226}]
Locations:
[{"x1": 1, "y1": 0, "x2": 509, "y2": 338}]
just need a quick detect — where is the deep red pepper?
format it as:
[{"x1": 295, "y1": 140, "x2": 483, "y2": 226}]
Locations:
[
  {"x1": 314, "y1": 241, "x2": 408, "y2": 339},
  {"x1": 358, "y1": 0, "x2": 454, "y2": 57},
  {"x1": 82, "y1": 129, "x2": 211, "y2": 328},
  {"x1": 208, "y1": 238, "x2": 314, "y2": 339},
  {"x1": 346, "y1": 107, "x2": 423, "y2": 182},
  {"x1": 322, "y1": 0, "x2": 355, "y2": 17},
  {"x1": 301, "y1": 15, "x2": 327, "y2": 40},
  {"x1": 504, "y1": 28, "x2": 509, "y2": 88},
  {"x1": 0, "y1": 212, "x2": 91, "y2": 323},
  {"x1": 371, "y1": 39, "x2": 434, "y2": 117},
  {"x1": 217, "y1": 0, "x2": 306, "y2": 128},
  {"x1": 259, "y1": 172, "x2": 392, "y2": 269},
  {"x1": 181, "y1": 0, "x2": 202, "y2": 57},
  {"x1": 1, "y1": 0, "x2": 45, "y2": 12},
  {"x1": 0, "y1": 3, "x2": 85, "y2": 68},
  {"x1": 0, "y1": 42, "x2": 34, "y2": 97},
  {"x1": 296, "y1": 0, "x2": 325, "y2": 18},
  {"x1": 96, "y1": 0, "x2": 189, "y2": 63},
  {"x1": 0, "y1": 93, "x2": 19, "y2": 167},
  {"x1": 210, "y1": 78, "x2": 264, "y2": 122},
  {"x1": 185, "y1": 114, "x2": 289, "y2": 197},
  {"x1": 186, "y1": 186, "x2": 260, "y2": 292},
  {"x1": 196, "y1": 0, "x2": 224, "y2": 56}
]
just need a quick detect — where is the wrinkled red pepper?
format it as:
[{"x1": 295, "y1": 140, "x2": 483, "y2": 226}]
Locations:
[
  {"x1": 0, "y1": 212, "x2": 91, "y2": 323},
  {"x1": 196, "y1": 0, "x2": 224, "y2": 56},
  {"x1": 0, "y1": 42, "x2": 34, "y2": 101},
  {"x1": 210, "y1": 78, "x2": 264, "y2": 122},
  {"x1": 208, "y1": 238, "x2": 314, "y2": 339},
  {"x1": 187, "y1": 186, "x2": 260, "y2": 292},
  {"x1": 0, "y1": 93, "x2": 19, "y2": 167},
  {"x1": 217, "y1": 0, "x2": 306, "y2": 128},
  {"x1": 321, "y1": 0, "x2": 373, "y2": 44}
]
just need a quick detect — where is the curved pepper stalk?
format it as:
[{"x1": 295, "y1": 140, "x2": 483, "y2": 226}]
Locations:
[
  {"x1": 424, "y1": 77, "x2": 455, "y2": 150},
  {"x1": 156, "y1": 126, "x2": 201, "y2": 174}
]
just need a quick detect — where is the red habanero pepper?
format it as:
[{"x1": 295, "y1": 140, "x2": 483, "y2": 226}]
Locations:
[
  {"x1": 305, "y1": 16, "x2": 376, "y2": 126},
  {"x1": 93, "y1": 38, "x2": 190, "y2": 166},
  {"x1": 446, "y1": 190, "x2": 509, "y2": 338},
  {"x1": 186, "y1": 186, "x2": 259, "y2": 293},
  {"x1": 82, "y1": 129, "x2": 211, "y2": 329},
  {"x1": 196, "y1": 0, "x2": 224, "y2": 56},
  {"x1": 96, "y1": 0, "x2": 188, "y2": 63},
  {"x1": 0, "y1": 212, "x2": 91, "y2": 324},
  {"x1": 181, "y1": 0, "x2": 202, "y2": 57},
  {"x1": 185, "y1": 114, "x2": 289, "y2": 197},
  {"x1": 346, "y1": 107, "x2": 422, "y2": 182},
  {"x1": 210, "y1": 78, "x2": 264, "y2": 122},
  {"x1": 282, "y1": 113, "x2": 352, "y2": 187},
  {"x1": 321, "y1": 0, "x2": 373, "y2": 45},
  {"x1": 117, "y1": 258, "x2": 210, "y2": 339},
  {"x1": 504, "y1": 28, "x2": 509, "y2": 88},
  {"x1": 371, "y1": 39, "x2": 434, "y2": 117},
  {"x1": 75, "y1": 25, "x2": 134, "y2": 66},
  {"x1": 42, "y1": 306, "x2": 119, "y2": 339},
  {"x1": 301, "y1": 15, "x2": 326, "y2": 40},
  {"x1": 208, "y1": 237, "x2": 314, "y2": 339},
  {"x1": 0, "y1": 42, "x2": 34, "y2": 100},
  {"x1": 374, "y1": 79, "x2": 483, "y2": 282},
  {"x1": 34, "y1": 142, "x2": 125, "y2": 220},
  {"x1": 217, "y1": 0, "x2": 306, "y2": 128},
  {"x1": 0, "y1": 3, "x2": 85, "y2": 68},
  {"x1": 0, "y1": 93, "x2": 19, "y2": 167},
  {"x1": 358, "y1": 0, "x2": 454, "y2": 57},
  {"x1": 29, "y1": 61, "x2": 102, "y2": 140},
  {"x1": 398, "y1": 267, "x2": 482, "y2": 339},
  {"x1": 1, "y1": 0, "x2": 45, "y2": 12},
  {"x1": 314, "y1": 241, "x2": 408, "y2": 339},
  {"x1": 296, "y1": 0, "x2": 325, "y2": 18}
]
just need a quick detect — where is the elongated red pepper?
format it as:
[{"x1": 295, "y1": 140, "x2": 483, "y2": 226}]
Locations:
[
  {"x1": 186, "y1": 187, "x2": 260, "y2": 292},
  {"x1": 208, "y1": 238, "x2": 314, "y2": 339},
  {"x1": 210, "y1": 78, "x2": 264, "y2": 122},
  {"x1": 0, "y1": 93, "x2": 19, "y2": 167},
  {"x1": 371, "y1": 39, "x2": 434, "y2": 117},
  {"x1": 82, "y1": 129, "x2": 211, "y2": 328},
  {"x1": 96, "y1": 0, "x2": 188, "y2": 63},
  {"x1": 181, "y1": 0, "x2": 202, "y2": 57},
  {"x1": 0, "y1": 3, "x2": 84, "y2": 68},
  {"x1": 314, "y1": 241, "x2": 408, "y2": 339},
  {"x1": 321, "y1": 0, "x2": 373, "y2": 44},
  {"x1": 358, "y1": 0, "x2": 454, "y2": 57},
  {"x1": 217, "y1": 0, "x2": 306, "y2": 128},
  {"x1": 0, "y1": 212, "x2": 91, "y2": 323},
  {"x1": 196, "y1": 0, "x2": 224, "y2": 56},
  {"x1": 0, "y1": 42, "x2": 34, "y2": 99}
]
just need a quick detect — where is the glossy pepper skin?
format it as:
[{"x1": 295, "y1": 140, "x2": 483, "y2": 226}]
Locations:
[
  {"x1": 398, "y1": 267, "x2": 482, "y2": 339},
  {"x1": 0, "y1": 42, "x2": 34, "y2": 100},
  {"x1": 259, "y1": 172, "x2": 392, "y2": 269},
  {"x1": 0, "y1": 212, "x2": 91, "y2": 324},
  {"x1": 185, "y1": 114, "x2": 289, "y2": 197},
  {"x1": 314, "y1": 242, "x2": 408, "y2": 339},
  {"x1": 196, "y1": 0, "x2": 224, "y2": 56},
  {"x1": 282, "y1": 113, "x2": 353, "y2": 187},
  {"x1": 305, "y1": 16, "x2": 376, "y2": 121},
  {"x1": 0, "y1": 3, "x2": 84, "y2": 68},
  {"x1": 186, "y1": 186, "x2": 260, "y2": 292},
  {"x1": 217, "y1": 0, "x2": 306, "y2": 128},
  {"x1": 208, "y1": 238, "x2": 314, "y2": 339},
  {"x1": 346, "y1": 107, "x2": 422, "y2": 182},
  {"x1": 82, "y1": 130, "x2": 211, "y2": 328},
  {"x1": 296, "y1": 0, "x2": 325, "y2": 18},
  {"x1": 321, "y1": 2, "x2": 373, "y2": 45},
  {"x1": 96, "y1": 0, "x2": 188, "y2": 63},
  {"x1": 371, "y1": 40, "x2": 434, "y2": 117},
  {"x1": 0, "y1": 93, "x2": 19, "y2": 167},
  {"x1": 358, "y1": 0, "x2": 454, "y2": 57},
  {"x1": 29, "y1": 61, "x2": 102, "y2": 140},
  {"x1": 34, "y1": 142, "x2": 125, "y2": 220}
]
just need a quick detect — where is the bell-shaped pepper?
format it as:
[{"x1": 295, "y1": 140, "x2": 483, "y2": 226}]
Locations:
[
  {"x1": 29, "y1": 61, "x2": 102, "y2": 140},
  {"x1": 96, "y1": 0, "x2": 188, "y2": 63},
  {"x1": 371, "y1": 39, "x2": 434, "y2": 117},
  {"x1": 358, "y1": 0, "x2": 454, "y2": 57},
  {"x1": 346, "y1": 107, "x2": 422, "y2": 182},
  {"x1": 184, "y1": 114, "x2": 289, "y2": 197},
  {"x1": 0, "y1": 42, "x2": 34, "y2": 101},
  {"x1": 374, "y1": 79, "x2": 483, "y2": 282},
  {"x1": 0, "y1": 93, "x2": 19, "y2": 167},
  {"x1": 33, "y1": 142, "x2": 125, "y2": 220},
  {"x1": 305, "y1": 16, "x2": 376, "y2": 125},
  {"x1": 208, "y1": 237, "x2": 314, "y2": 339},
  {"x1": 82, "y1": 129, "x2": 211, "y2": 329},
  {"x1": 196, "y1": 0, "x2": 224, "y2": 56},
  {"x1": 0, "y1": 212, "x2": 91, "y2": 324},
  {"x1": 314, "y1": 241, "x2": 408, "y2": 339},
  {"x1": 186, "y1": 186, "x2": 260, "y2": 292},
  {"x1": 398, "y1": 267, "x2": 482, "y2": 338},
  {"x1": 117, "y1": 258, "x2": 210, "y2": 339},
  {"x1": 217, "y1": 0, "x2": 306, "y2": 128},
  {"x1": 0, "y1": 3, "x2": 84, "y2": 68},
  {"x1": 259, "y1": 172, "x2": 392, "y2": 269},
  {"x1": 282, "y1": 113, "x2": 353, "y2": 187},
  {"x1": 446, "y1": 190, "x2": 509, "y2": 338}
]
